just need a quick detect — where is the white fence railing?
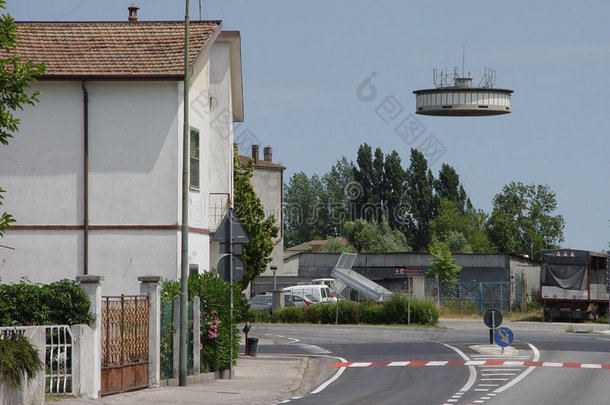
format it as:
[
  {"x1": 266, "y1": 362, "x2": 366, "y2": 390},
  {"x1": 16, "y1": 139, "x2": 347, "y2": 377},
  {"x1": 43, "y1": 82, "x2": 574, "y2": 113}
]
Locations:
[{"x1": 45, "y1": 325, "x2": 73, "y2": 395}]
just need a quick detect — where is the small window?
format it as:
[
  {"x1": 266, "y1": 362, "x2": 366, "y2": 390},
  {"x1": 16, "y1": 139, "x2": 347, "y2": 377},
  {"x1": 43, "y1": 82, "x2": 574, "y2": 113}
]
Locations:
[
  {"x1": 189, "y1": 128, "x2": 200, "y2": 190},
  {"x1": 189, "y1": 264, "x2": 199, "y2": 276}
]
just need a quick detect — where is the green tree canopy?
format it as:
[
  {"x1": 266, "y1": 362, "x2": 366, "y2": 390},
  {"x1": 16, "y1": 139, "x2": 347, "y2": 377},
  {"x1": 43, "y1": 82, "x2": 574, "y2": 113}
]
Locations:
[
  {"x1": 0, "y1": 2, "x2": 45, "y2": 236},
  {"x1": 233, "y1": 146, "x2": 279, "y2": 289},
  {"x1": 487, "y1": 181, "x2": 565, "y2": 259},
  {"x1": 430, "y1": 198, "x2": 492, "y2": 253},
  {"x1": 342, "y1": 218, "x2": 410, "y2": 253},
  {"x1": 405, "y1": 148, "x2": 436, "y2": 251},
  {"x1": 427, "y1": 241, "x2": 461, "y2": 282},
  {"x1": 435, "y1": 163, "x2": 472, "y2": 214}
]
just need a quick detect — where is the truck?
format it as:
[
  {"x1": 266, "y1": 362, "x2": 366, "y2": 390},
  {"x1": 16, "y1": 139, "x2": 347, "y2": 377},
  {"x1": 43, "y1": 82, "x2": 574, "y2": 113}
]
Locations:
[{"x1": 540, "y1": 249, "x2": 608, "y2": 321}]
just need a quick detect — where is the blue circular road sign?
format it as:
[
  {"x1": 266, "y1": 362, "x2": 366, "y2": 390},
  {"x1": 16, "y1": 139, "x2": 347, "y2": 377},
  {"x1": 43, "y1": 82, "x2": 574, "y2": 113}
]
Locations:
[{"x1": 494, "y1": 327, "x2": 515, "y2": 347}]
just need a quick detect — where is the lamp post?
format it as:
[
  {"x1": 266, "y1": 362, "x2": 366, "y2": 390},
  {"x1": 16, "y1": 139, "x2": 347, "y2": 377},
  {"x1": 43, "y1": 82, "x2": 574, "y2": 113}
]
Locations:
[
  {"x1": 271, "y1": 265, "x2": 278, "y2": 290},
  {"x1": 522, "y1": 230, "x2": 534, "y2": 260}
]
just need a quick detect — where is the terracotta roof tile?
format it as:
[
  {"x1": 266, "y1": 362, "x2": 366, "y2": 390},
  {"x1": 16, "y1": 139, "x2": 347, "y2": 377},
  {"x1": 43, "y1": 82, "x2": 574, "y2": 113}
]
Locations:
[
  {"x1": 10, "y1": 21, "x2": 221, "y2": 78},
  {"x1": 239, "y1": 155, "x2": 286, "y2": 170}
]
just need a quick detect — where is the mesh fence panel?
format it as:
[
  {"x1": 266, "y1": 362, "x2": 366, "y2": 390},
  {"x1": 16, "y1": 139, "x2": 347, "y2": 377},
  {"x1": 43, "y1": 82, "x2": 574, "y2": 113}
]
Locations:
[{"x1": 440, "y1": 281, "x2": 522, "y2": 313}]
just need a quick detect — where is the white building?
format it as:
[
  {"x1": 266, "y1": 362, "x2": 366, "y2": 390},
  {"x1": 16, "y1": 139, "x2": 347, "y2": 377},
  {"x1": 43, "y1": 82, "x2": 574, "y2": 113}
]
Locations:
[
  {"x1": 0, "y1": 17, "x2": 243, "y2": 294},
  {"x1": 239, "y1": 146, "x2": 285, "y2": 295}
]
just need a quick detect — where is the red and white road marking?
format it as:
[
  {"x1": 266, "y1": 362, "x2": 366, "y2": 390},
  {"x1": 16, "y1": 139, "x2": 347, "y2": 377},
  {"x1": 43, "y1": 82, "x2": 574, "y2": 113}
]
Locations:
[{"x1": 331, "y1": 360, "x2": 610, "y2": 370}]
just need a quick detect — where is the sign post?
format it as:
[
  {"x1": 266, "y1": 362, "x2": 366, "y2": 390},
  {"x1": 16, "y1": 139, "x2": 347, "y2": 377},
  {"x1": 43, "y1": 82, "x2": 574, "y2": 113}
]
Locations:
[
  {"x1": 395, "y1": 268, "x2": 422, "y2": 326},
  {"x1": 483, "y1": 309, "x2": 503, "y2": 344},
  {"x1": 212, "y1": 208, "x2": 249, "y2": 378}
]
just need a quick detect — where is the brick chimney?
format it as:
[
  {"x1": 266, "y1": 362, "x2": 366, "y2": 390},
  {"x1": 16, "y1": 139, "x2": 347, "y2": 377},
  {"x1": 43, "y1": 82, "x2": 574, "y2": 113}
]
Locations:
[
  {"x1": 263, "y1": 146, "x2": 272, "y2": 162},
  {"x1": 251, "y1": 144, "x2": 259, "y2": 164},
  {"x1": 128, "y1": 3, "x2": 139, "y2": 21}
]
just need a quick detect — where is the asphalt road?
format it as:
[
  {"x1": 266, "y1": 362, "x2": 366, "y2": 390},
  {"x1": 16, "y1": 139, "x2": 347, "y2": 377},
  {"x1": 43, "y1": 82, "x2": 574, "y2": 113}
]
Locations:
[{"x1": 249, "y1": 323, "x2": 610, "y2": 405}]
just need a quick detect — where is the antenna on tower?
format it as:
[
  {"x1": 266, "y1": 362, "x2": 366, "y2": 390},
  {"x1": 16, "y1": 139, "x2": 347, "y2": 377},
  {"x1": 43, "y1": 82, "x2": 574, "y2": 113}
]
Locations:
[{"x1": 462, "y1": 45, "x2": 465, "y2": 77}]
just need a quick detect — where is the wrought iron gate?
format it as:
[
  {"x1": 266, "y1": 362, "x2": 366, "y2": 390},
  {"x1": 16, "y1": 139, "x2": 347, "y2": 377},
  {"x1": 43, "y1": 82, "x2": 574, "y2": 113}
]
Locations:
[{"x1": 101, "y1": 294, "x2": 149, "y2": 396}]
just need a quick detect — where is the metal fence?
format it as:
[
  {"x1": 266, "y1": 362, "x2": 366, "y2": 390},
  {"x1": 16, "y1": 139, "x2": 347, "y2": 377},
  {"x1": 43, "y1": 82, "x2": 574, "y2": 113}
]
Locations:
[
  {"x1": 439, "y1": 281, "x2": 522, "y2": 313},
  {"x1": 0, "y1": 325, "x2": 74, "y2": 395},
  {"x1": 45, "y1": 325, "x2": 73, "y2": 395}
]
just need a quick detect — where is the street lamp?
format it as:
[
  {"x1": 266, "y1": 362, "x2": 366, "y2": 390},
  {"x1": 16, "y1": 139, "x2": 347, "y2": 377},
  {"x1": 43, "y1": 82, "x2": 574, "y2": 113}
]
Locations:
[
  {"x1": 521, "y1": 230, "x2": 534, "y2": 260},
  {"x1": 271, "y1": 265, "x2": 278, "y2": 290}
]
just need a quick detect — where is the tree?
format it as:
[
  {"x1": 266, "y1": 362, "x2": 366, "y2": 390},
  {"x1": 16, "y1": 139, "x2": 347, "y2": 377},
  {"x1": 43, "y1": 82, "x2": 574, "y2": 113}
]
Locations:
[
  {"x1": 320, "y1": 156, "x2": 355, "y2": 237},
  {"x1": 429, "y1": 198, "x2": 492, "y2": 253},
  {"x1": 435, "y1": 163, "x2": 472, "y2": 214},
  {"x1": 233, "y1": 146, "x2": 279, "y2": 289},
  {"x1": 383, "y1": 150, "x2": 406, "y2": 231},
  {"x1": 404, "y1": 148, "x2": 436, "y2": 251},
  {"x1": 427, "y1": 241, "x2": 461, "y2": 282},
  {"x1": 352, "y1": 143, "x2": 376, "y2": 222},
  {"x1": 342, "y1": 218, "x2": 410, "y2": 253},
  {"x1": 283, "y1": 171, "x2": 326, "y2": 247},
  {"x1": 487, "y1": 182, "x2": 565, "y2": 259},
  {"x1": 0, "y1": 2, "x2": 45, "y2": 236}
]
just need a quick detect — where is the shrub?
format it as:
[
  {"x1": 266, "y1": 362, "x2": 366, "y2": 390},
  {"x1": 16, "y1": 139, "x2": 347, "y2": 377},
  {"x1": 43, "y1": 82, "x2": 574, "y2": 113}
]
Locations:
[
  {"x1": 161, "y1": 272, "x2": 244, "y2": 372},
  {"x1": 337, "y1": 300, "x2": 362, "y2": 324},
  {"x1": 361, "y1": 302, "x2": 384, "y2": 324},
  {"x1": 303, "y1": 303, "x2": 324, "y2": 324},
  {"x1": 0, "y1": 279, "x2": 92, "y2": 326},
  {"x1": 274, "y1": 307, "x2": 304, "y2": 323},
  {"x1": 0, "y1": 334, "x2": 43, "y2": 389},
  {"x1": 410, "y1": 300, "x2": 439, "y2": 325},
  {"x1": 382, "y1": 296, "x2": 409, "y2": 324},
  {"x1": 246, "y1": 310, "x2": 271, "y2": 323}
]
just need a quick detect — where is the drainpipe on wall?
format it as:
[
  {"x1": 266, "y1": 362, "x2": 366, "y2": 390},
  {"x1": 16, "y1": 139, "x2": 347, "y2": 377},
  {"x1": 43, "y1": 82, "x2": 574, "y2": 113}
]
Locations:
[{"x1": 82, "y1": 81, "x2": 89, "y2": 275}]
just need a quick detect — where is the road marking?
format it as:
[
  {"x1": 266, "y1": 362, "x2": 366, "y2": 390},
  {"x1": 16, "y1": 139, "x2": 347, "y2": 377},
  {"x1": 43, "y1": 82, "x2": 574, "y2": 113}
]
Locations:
[
  {"x1": 331, "y1": 358, "x2": 610, "y2": 370},
  {"x1": 493, "y1": 342, "x2": 540, "y2": 394}
]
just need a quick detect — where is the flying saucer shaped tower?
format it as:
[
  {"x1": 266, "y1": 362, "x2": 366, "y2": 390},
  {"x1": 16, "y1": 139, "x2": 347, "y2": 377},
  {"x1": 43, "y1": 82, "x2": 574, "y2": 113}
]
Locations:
[{"x1": 413, "y1": 67, "x2": 513, "y2": 116}]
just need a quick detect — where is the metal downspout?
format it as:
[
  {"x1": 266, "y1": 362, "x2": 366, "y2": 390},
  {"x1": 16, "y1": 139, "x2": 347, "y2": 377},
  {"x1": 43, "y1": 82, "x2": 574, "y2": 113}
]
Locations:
[{"x1": 82, "y1": 81, "x2": 89, "y2": 275}]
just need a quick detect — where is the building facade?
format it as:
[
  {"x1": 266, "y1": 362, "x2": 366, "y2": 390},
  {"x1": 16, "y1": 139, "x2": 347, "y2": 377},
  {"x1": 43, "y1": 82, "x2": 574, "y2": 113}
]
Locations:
[{"x1": 0, "y1": 19, "x2": 243, "y2": 294}]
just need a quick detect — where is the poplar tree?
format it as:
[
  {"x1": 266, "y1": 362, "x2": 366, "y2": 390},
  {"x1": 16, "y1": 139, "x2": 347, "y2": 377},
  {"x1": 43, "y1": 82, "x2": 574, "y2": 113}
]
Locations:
[{"x1": 233, "y1": 146, "x2": 279, "y2": 289}]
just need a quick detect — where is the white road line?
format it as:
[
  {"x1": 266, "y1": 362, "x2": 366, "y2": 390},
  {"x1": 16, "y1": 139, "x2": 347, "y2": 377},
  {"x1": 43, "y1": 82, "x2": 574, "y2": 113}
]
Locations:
[
  {"x1": 387, "y1": 361, "x2": 410, "y2": 367},
  {"x1": 474, "y1": 388, "x2": 489, "y2": 392},
  {"x1": 348, "y1": 362, "x2": 372, "y2": 367},
  {"x1": 581, "y1": 363, "x2": 602, "y2": 369},
  {"x1": 310, "y1": 355, "x2": 348, "y2": 395},
  {"x1": 426, "y1": 361, "x2": 448, "y2": 366},
  {"x1": 442, "y1": 343, "x2": 477, "y2": 392},
  {"x1": 482, "y1": 378, "x2": 509, "y2": 381},
  {"x1": 542, "y1": 362, "x2": 563, "y2": 367},
  {"x1": 465, "y1": 360, "x2": 487, "y2": 366},
  {"x1": 480, "y1": 368, "x2": 523, "y2": 371},
  {"x1": 472, "y1": 355, "x2": 530, "y2": 359},
  {"x1": 502, "y1": 361, "x2": 525, "y2": 366},
  {"x1": 481, "y1": 373, "x2": 517, "y2": 376},
  {"x1": 494, "y1": 342, "x2": 540, "y2": 394},
  {"x1": 478, "y1": 384, "x2": 499, "y2": 387}
]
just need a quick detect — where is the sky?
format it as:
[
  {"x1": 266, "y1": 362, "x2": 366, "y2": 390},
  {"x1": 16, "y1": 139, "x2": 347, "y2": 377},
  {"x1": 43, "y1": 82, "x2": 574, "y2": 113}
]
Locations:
[{"x1": 6, "y1": 0, "x2": 610, "y2": 251}]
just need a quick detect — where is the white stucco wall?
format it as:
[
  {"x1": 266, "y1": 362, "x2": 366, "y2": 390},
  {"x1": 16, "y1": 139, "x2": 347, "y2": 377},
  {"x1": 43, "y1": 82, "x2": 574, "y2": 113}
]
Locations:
[
  {"x1": 251, "y1": 167, "x2": 284, "y2": 276},
  {"x1": 0, "y1": 81, "x2": 83, "y2": 225},
  {"x1": 0, "y1": 40, "x2": 240, "y2": 292}
]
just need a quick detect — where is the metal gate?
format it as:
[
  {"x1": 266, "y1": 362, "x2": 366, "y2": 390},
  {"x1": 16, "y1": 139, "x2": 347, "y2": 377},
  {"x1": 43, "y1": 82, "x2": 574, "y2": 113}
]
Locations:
[
  {"x1": 101, "y1": 294, "x2": 149, "y2": 396},
  {"x1": 439, "y1": 281, "x2": 522, "y2": 313}
]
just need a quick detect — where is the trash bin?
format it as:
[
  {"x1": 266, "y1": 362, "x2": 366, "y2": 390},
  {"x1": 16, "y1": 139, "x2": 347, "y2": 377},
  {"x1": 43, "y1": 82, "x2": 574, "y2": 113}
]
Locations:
[{"x1": 246, "y1": 337, "x2": 259, "y2": 357}]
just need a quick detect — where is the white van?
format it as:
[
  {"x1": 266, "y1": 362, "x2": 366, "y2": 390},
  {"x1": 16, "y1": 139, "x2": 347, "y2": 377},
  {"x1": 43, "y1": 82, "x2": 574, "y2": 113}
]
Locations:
[{"x1": 282, "y1": 285, "x2": 336, "y2": 303}]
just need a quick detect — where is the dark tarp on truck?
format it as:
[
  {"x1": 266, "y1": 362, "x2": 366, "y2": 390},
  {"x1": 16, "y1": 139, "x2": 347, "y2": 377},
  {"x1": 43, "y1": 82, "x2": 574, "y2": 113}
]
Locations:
[{"x1": 541, "y1": 249, "x2": 590, "y2": 290}]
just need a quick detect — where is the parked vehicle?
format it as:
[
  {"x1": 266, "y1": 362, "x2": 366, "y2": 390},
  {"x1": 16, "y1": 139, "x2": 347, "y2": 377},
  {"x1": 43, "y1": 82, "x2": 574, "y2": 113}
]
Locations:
[
  {"x1": 283, "y1": 285, "x2": 336, "y2": 303},
  {"x1": 541, "y1": 249, "x2": 608, "y2": 320},
  {"x1": 248, "y1": 293, "x2": 314, "y2": 312}
]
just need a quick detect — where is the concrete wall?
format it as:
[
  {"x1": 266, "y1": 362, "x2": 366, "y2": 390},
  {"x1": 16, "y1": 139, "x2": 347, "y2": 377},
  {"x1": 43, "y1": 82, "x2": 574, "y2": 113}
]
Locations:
[
  {"x1": 510, "y1": 256, "x2": 541, "y2": 302},
  {"x1": 0, "y1": 327, "x2": 46, "y2": 405}
]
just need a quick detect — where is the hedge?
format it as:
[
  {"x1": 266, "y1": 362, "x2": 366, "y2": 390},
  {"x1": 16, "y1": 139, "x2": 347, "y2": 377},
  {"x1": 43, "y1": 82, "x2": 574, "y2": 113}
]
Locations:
[{"x1": 270, "y1": 296, "x2": 439, "y2": 326}]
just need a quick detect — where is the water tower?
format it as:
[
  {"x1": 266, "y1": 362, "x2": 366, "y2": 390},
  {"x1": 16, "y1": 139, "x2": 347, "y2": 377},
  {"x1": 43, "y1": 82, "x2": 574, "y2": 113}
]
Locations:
[{"x1": 413, "y1": 67, "x2": 513, "y2": 116}]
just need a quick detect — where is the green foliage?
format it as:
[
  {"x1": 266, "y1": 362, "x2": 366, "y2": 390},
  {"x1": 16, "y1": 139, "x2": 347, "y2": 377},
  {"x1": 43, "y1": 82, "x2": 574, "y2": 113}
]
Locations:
[
  {"x1": 234, "y1": 146, "x2": 279, "y2": 289},
  {"x1": 320, "y1": 237, "x2": 357, "y2": 253},
  {"x1": 0, "y1": 279, "x2": 93, "y2": 326},
  {"x1": 342, "y1": 218, "x2": 410, "y2": 253},
  {"x1": 273, "y1": 306, "x2": 305, "y2": 323},
  {"x1": 430, "y1": 199, "x2": 492, "y2": 253},
  {"x1": 0, "y1": 333, "x2": 43, "y2": 389},
  {"x1": 245, "y1": 309, "x2": 271, "y2": 323},
  {"x1": 427, "y1": 242, "x2": 461, "y2": 282},
  {"x1": 435, "y1": 163, "x2": 472, "y2": 214},
  {"x1": 271, "y1": 298, "x2": 439, "y2": 326},
  {"x1": 0, "y1": 1, "x2": 46, "y2": 236},
  {"x1": 161, "y1": 272, "x2": 244, "y2": 372},
  {"x1": 487, "y1": 182, "x2": 565, "y2": 259},
  {"x1": 405, "y1": 148, "x2": 436, "y2": 251}
]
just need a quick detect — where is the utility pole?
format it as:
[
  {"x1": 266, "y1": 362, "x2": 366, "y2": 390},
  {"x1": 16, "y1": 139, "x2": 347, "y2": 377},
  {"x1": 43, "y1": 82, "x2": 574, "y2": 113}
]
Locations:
[{"x1": 179, "y1": 0, "x2": 190, "y2": 387}]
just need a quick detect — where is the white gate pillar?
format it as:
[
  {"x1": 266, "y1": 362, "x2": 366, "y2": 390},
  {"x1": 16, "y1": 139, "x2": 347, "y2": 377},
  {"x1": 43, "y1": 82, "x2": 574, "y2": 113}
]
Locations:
[
  {"x1": 139, "y1": 275, "x2": 162, "y2": 388},
  {"x1": 76, "y1": 275, "x2": 103, "y2": 399}
]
